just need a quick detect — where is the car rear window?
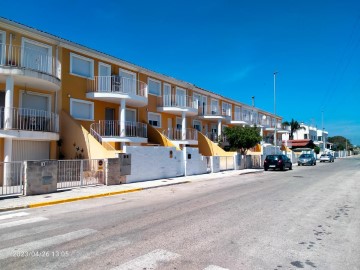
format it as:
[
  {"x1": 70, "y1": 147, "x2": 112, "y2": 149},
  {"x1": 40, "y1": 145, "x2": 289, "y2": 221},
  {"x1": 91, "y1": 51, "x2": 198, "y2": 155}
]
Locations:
[{"x1": 266, "y1": 155, "x2": 279, "y2": 160}]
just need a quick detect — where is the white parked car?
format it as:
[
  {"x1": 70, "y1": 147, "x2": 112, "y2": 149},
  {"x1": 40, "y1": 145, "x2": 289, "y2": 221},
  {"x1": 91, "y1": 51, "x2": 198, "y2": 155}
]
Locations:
[{"x1": 319, "y1": 154, "x2": 335, "y2": 163}]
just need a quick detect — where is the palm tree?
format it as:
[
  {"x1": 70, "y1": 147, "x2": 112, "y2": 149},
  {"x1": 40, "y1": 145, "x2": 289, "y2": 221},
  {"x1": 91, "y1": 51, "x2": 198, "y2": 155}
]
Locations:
[{"x1": 282, "y1": 119, "x2": 305, "y2": 140}]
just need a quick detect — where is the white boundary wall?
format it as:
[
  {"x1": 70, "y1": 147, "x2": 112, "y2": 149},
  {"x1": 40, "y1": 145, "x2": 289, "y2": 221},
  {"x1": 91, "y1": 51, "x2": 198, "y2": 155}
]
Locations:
[
  {"x1": 185, "y1": 147, "x2": 208, "y2": 176},
  {"x1": 124, "y1": 146, "x2": 183, "y2": 183}
]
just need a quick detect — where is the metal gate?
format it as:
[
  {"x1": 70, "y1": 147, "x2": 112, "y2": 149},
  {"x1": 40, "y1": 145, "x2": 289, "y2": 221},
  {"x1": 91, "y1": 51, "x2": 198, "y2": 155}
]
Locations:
[
  {"x1": 219, "y1": 156, "x2": 235, "y2": 171},
  {"x1": 57, "y1": 159, "x2": 105, "y2": 189},
  {"x1": 0, "y1": 162, "x2": 24, "y2": 196}
]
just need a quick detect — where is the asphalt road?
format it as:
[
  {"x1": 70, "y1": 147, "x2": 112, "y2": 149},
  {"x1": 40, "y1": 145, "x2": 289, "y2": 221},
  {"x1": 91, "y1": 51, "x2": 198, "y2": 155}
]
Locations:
[{"x1": 0, "y1": 157, "x2": 359, "y2": 270}]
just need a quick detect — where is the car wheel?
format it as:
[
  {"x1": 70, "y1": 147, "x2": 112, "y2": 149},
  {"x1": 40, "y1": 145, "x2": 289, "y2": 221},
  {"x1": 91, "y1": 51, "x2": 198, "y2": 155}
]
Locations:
[
  {"x1": 264, "y1": 167, "x2": 268, "y2": 171},
  {"x1": 298, "y1": 163, "x2": 301, "y2": 166},
  {"x1": 289, "y1": 164, "x2": 293, "y2": 170},
  {"x1": 281, "y1": 165, "x2": 285, "y2": 171},
  {"x1": 314, "y1": 162, "x2": 316, "y2": 165}
]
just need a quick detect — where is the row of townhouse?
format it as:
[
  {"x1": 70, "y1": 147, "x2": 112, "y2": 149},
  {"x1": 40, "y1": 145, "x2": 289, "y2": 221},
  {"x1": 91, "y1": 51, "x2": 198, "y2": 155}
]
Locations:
[{"x1": 0, "y1": 17, "x2": 290, "y2": 180}]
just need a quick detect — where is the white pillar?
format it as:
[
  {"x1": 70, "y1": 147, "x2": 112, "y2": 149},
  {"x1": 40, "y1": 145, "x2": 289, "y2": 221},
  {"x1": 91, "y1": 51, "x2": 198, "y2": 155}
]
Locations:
[
  {"x1": 4, "y1": 138, "x2": 12, "y2": 186},
  {"x1": 181, "y1": 111, "x2": 186, "y2": 140},
  {"x1": 4, "y1": 76, "x2": 14, "y2": 129},
  {"x1": 217, "y1": 119, "x2": 222, "y2": 138},
  {"x1": 119, "y1": 99, "x2": 126, "y2": 137}
]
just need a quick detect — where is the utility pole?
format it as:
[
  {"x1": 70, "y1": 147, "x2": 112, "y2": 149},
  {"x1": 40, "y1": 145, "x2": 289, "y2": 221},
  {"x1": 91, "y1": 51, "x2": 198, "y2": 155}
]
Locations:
[
  {"x1": 273, "y1": 72, "x2": 278, "y2": 148},
  {"x1": 322, "y1": 111, "x2": 325, "y2": 153}
]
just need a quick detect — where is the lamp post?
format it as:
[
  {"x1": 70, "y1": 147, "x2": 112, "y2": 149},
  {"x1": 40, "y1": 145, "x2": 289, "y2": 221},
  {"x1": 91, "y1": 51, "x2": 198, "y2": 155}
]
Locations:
[{"x1": 274, "y1": 71, "x2": 278, "y2": 148}]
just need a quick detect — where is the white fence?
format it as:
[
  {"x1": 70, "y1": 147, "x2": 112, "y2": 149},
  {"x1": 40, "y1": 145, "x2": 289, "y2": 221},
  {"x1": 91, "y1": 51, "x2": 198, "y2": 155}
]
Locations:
[{"x1": 0, "y1": 162, "x2": 23, "y2": 196}]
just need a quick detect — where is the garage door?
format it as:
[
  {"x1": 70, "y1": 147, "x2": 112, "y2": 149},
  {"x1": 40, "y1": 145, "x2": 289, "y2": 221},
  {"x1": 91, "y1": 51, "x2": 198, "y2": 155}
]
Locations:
[{"x1": 12, "y1": 140, "x2": 50, "y2": 161}]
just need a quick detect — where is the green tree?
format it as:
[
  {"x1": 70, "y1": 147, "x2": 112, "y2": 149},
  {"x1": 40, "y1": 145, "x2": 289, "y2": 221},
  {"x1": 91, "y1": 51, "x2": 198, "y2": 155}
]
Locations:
[
  {"x1": 282, "y1": 119, "x2": 305, "y2": 140},
  {"x1": 328, "y1": 136, "x2": 352, "y2": 151},
  {"x1": 314, "y1": 146, "x2": 320, "y2": 154},
  {"x1": 223, "y1": 126, "x2": 262, "y2": 154}
]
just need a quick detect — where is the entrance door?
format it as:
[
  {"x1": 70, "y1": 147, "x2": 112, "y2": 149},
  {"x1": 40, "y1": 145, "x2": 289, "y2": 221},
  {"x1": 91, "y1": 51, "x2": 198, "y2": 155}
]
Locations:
[
  {"x1": 105, "y1": 108, "x2": 115, "y2": 136},
  {"x1": 125, "y1": 109, "x2": 136, "y2": 136},
  {"x1": 98, "y1": 63, "x2": 111, "y2": 91}
]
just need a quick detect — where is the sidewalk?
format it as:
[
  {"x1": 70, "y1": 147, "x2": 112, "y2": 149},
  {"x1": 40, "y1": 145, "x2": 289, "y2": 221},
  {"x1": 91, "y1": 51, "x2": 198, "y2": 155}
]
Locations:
[{"x1": 0, "y1": 169, "x2": 263, "y2": 212}]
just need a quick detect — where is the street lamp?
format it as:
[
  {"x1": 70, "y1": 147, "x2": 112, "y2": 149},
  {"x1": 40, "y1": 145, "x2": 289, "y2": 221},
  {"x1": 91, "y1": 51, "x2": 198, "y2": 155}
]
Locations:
[{"x1": 274, "y1": 71, "x2": 278, "y2": 148}]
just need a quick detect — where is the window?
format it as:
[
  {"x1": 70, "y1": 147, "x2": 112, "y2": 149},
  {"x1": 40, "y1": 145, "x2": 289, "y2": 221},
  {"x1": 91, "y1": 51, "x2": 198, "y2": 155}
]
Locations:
[
  {"x1": 163, "y1": 83, "x2": 171, "y2": 106},
  {"x1": 304, "y1": 134, "x2": 308, "y2": 139},
  {"x1": 119, "y1": 69, "x2": 136, "y2": 94},
  {"x1": 193, "y1": 93, "x2": 201, "y2": 109},
  {"x1": 21, "y1": 91, "x2": 50, "y2": 113},
  {"x1": 148, "y1": 78, "x2": 161, "y2": 96},
  {"x1": 193, "y1": 120, "x2": 201, "y2": 131},
  {"x1": 22, "y1": 38, "x2": 52, "y2": 74},
  {"x1": 70, "y1": 98, "x2": 94, "y2": 121},
  {"x1": 211, "y1": 99, "x2": 219, "y2": 114},
  {"x1": 126, "y1": 109, "x2": 136, "y2": 122},
  {"x1": 70, "y1": 53, "x2": 94, "y2": 78},
  {"x1": 176, "y1": 117, "x2": 182, "y2": 130},
  {"x1": 0, "y1": 30, "x2": 5, "y2": 65},
  {"x1": 222, "y1": 102, "x2": 232, "y2": 117},
  {"x1": 148, "y1": 112, "x2": 161, "y2": 127},
  {"x1": 176, "y1": 87, "x2": 186, "y2": 107},
  {"x1": 234, "y1": 106, "x2": 241, "y2": 121}
]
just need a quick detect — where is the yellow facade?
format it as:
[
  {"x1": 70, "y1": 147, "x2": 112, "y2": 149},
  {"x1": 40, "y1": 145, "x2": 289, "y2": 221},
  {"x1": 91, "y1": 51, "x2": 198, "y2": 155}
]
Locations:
[{"x1": 0, "y1": 17, "x2": 286, "y2": 163}]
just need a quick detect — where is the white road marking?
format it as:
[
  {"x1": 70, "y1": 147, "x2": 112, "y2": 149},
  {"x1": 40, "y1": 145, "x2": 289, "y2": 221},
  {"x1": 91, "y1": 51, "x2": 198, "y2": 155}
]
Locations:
[
  {"x1": 111, "y1": 249, "x2": 180, "y2": 270},
  {"x1": 44, "y1": 236, "x2": 131, "y2": 270},
  {"x1": 203, "y1": 265, "x2": 229, "y2": 270},
  {"x1": 0, "y1": 217, "x2": 48, "y2": 230},
  {"x1": 0, "y1": 228, "x2": 97, "y2": 260},
  {"x1": 0, "y1": 212, "x2": 29, "y2": 220},
  {"x1": 0, "y1": 223, "x2": 66, "y2": 241}
]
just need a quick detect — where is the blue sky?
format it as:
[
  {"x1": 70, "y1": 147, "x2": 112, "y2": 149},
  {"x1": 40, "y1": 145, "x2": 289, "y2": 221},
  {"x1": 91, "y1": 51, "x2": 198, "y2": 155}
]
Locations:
[{"x1": 2, "y1": 0, "x2": 360, "y2": 145}]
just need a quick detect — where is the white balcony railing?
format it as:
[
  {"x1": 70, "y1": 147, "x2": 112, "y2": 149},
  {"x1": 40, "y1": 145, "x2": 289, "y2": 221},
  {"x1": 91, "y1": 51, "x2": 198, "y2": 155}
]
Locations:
[
  {"x1": 157, "y1": 94, "x2": 197, "y2": 109},
  {"x1": 0, "y1": 43, "x2": 60, "y2": 79},
  {"x1": 87, "y1": 76, "x2": 147, "y2": 98},
  {"x1": 0, "y1": 107, "x2": 59, "y2": 132},
  {"x1": 163, "y1": 128, "x2": 198, "y2": 141},
  {"x1": 198, "y1": 105, "x2": 231, "y2": 117},
  {"x1": 90, "y1": 120, "x2": 147, "y2": 138}
]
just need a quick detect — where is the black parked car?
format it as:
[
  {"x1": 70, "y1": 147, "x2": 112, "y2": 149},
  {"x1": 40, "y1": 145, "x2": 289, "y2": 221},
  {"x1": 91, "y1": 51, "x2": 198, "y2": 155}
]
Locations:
[
  {"x1": 298, "y1": 154, "x2": 316, "y2": 166},
  {"x1": 264, "y1": 154, "x2": 292, "y2": 171}
]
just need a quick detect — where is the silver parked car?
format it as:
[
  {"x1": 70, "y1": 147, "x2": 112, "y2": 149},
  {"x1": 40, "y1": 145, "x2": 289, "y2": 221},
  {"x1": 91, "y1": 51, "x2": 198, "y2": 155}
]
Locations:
[
  {"x1": 319, "y1": 153, "x2": 335, "y2": 163},
  {"x1": 298, "y1": 154, "x2": 316, "y2": 166}
]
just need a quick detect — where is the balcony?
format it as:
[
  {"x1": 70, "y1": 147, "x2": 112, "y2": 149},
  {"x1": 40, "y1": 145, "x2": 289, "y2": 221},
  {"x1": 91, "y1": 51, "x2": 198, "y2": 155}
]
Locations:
[
  {"x1": 265, "y1": 122, "x2": 289, "y2": 133},
  {"x1": 263, "y1": 138, "x2": 283, "y2": 146},
  {"x1": 0, "y1": 43, "x2": 61, "y2": 91},
  {"x1": 198, "y1": 105, "x2": 231, "y2": 121},
  {"x1": 86, "y1": 76, "x2": 148, "y2": 107},
  {"x1": 0, "y1": 106, "x2": 59, "y2": 140},
  {"x1": 90, "y1": 120, "x2": 147, "y2": 143},
  {"x1": 162, "y1": 128, "x2": 198, "y2": 145},
  {"x1": 231, "y1": 112, "x2": 259, "y2": 126},
  {"x1": 157, "y1": 95, "x2": 198, "y2": 116}
]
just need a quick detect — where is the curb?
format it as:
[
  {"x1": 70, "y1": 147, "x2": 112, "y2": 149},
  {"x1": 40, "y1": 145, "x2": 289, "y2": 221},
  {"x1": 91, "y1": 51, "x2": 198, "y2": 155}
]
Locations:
[{"x1": 0, "y1": 180, "x2": 191, "y2": 212}]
